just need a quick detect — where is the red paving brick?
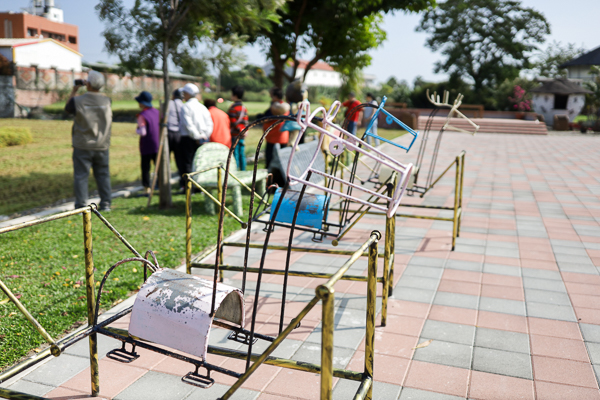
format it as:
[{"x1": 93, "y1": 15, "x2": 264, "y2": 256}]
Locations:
[{"x1": 532, "y1": 356, "x2": 599, "y2": 389}]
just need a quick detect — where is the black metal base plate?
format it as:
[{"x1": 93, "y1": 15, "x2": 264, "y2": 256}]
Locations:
[
  {"x1": 106, "y1": 344, "x2": 139, "y2": 363},
  {"x1": 227, "y1": 330, "x2": 258, "y2": 345},
  {"x1": 182, "y1": 370, "x2": 215, "y2": 388}
]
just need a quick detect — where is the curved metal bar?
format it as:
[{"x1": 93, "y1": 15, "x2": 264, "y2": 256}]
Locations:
[
  {"x1": 279, "y1": 173, "x2": 311, "y2": 334},
  {"x1": 93, "y1": 257, "x2": 157, "y2": 326}
]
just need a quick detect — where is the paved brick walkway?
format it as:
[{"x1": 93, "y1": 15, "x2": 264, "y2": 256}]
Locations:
[{"x1": 3, "y1": 131, "x2": 600, "y2": 399}]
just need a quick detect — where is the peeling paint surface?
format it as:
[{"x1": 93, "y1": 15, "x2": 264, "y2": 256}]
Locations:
[{"x1": 129, "y1": 269, "x2": 244, "y2": 359}]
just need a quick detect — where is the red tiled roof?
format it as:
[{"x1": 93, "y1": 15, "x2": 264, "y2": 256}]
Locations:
[{"x1": 296, "y1": 60, "x2": 335, "y2": 72}]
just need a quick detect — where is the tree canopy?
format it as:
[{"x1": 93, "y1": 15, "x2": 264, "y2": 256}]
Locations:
[
  {"x1": 530, "y1": 41, "x2": 586, "y2": 79},
  {"x1": 253, "y1": 0, "x2": 435, "y2": 88},
  {"x1": 417, "y1": 0, "x2": 550, "y2": 104}
]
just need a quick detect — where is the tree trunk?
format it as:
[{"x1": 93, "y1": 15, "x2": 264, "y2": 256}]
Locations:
[{"x1": 159, "y1": 39, "x2": 172, "y2": 209}]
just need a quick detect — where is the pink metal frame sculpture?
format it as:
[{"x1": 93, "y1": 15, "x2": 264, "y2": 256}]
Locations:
[{"x1": 287, "y1": 100, "x2": 415, "y2": 218}]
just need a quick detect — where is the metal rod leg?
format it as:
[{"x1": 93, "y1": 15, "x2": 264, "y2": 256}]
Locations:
[
  {"x1": 83, "y1": 210, "x2": 99, "y2": 396},
  {"x1": 365, "y1": 236, "x2": 378, "y2": 400},
  {"x1": 452, "y1": 157, "x2": 460, "y2": 251},
  {"x1": 186, "y1": 179, "x2": 192, "y2": 275},
  {"x1": 319, "y1": 286, "x2": 334, "y2": 400}
]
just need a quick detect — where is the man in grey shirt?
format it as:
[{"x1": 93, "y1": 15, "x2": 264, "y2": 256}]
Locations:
[{"x1": 64, "y1": 70, "x2": 112, "y2": 211}]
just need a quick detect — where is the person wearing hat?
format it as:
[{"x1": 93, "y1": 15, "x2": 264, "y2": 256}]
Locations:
[
  {"x1": 64, "y1": 69, "x2": 112, "y2": 211},
  {"x1": 135, "y1": 91, "x2": 161, "y2": 195},
  {"x1": 178, "y1": 83, "x2": 213, "y2": 184},
  {"x1": 262, "y1": 87, "x2": 290, "y2": 169},
  {"x1": 167, "y1": 88, "x2": 186, "y2": 190}
]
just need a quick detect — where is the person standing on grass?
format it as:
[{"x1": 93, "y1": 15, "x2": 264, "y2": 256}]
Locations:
[
  {"x1": 135, "y1": 91, "x2": 160, "y2": 196},
  {"x1": 178, "y1": 83, "x2": 213, "y2": 191},
  {"x1": 362, "y1": 93, "x2": 380, "y2": 147},
  {"x1": 205, "y1": 99, "x2": 232, "y2": 148},
  {"x1": 167, "y1": 88, "x2": 186, "y2": 190},
  {"x1": 342, "y1": 92, "x2": 362, "y2": 136},
  {"x1": 228, "y1": 86, "x2": 249, "y2": 170},
  {"x1": 64, "y1": 70, "x2": 112, "y2": 211},
  {"x1": 262, "y1": 87, "x2": 290, "y2": 169}
]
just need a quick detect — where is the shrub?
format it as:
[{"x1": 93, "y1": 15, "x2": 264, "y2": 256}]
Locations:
[{"x1": 0, "y1": 127, "x2": 34, "y2": 148}]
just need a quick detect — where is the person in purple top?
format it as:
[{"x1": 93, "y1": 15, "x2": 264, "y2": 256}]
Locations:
[{"x1": 135, "y1": 91, "x2": 160, "y2": 195}]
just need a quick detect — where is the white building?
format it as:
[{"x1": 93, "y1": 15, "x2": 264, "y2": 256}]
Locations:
[
  {"x1": 0, "y1": 38, "x2": 82, "y2": 72},
  {"x1": 293, "y1": 60, "x2": 342, "y2": 87},
  {"x1": 560, "y1": 46, "x2": 600, "y2": 82},
  {"x1": 530, "y1": 78, "x2": 591, "y2": 124}
]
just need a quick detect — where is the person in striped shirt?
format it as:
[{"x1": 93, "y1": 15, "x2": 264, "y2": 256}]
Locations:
[{"x1": 228, "y1": 85, "x2": 249, "y2": 170}]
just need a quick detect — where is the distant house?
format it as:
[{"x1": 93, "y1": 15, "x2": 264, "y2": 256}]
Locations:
[
  {"x1": 0, "y1": 38, "x2": 82, "y2": 72},
  {"x1": 530, "y1": 78, "x2": 591, "y2": 124},
  {"x1": 291, "y1": 60, "x2": 342, "y2": 88},
  {"x1": 559, "y1": 46, "x2": 600, "y2": 82}
]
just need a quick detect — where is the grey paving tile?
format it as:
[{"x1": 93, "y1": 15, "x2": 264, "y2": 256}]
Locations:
[
  {"x1": 485, "y1": 241, "x2": 519, "y2": 250},
  {"x1": 21, "y1": 354, "x2": 90, "y2": 386},
  {"x1": 333, "y1": 379, "x2": 402, "y2": 400},
  {"x1": 552, "y1": 246, "x2": 590, "y2": 256},
  {"x1": 583, "y1": 242, "x2": 600, "y2": 251},
  {"x1": 483, "y1": 263, "x2": 521, "y2": 277},
  {"x1": 292, "y1": 343, "x2": 354, "y2": 369},
  {"x1": 457, "y1": 238, "x2": 487, "y2": 247},
  {"x1": 550, "y1": 239, "x2": 585, "y2": 249},
  {"x1": 485, "y1": 246, "x2": 520, "y2": 258},
  {"x1": 488, "y1": 229, "x2": 518, "y2": 236},
  {"x1": 555, "y1": 253, "x2": 594, "y2": 265},
  {"x1": 445, "y1": 260, "x2": 483, "y2": 272},
  {"x1": 333, "y1": 307, "x2": 370, "y2": 328},
  {"x1": 586, "y1": 342, "x2": 600, "y2": 365},
  {"x1": 251, "y1": 338, "x2": 303, "y2": 359},
  {"x1": 521, "y1": 268, "x2": 562, "y2": 281},
  {"x1": 403, "y1": 265, "x2": 444, "y2": 279},
  {"x1": 112, "y1": 371, "x2": 183, "y2": 400},
  {"x1": 186, "y1": 383, "x2": 258, "y2": 400},
  {"x1": 63, "y1": 333, "x2": 122, "y2": 359},
  {"x1": 399, "y1": 387, "x2": 465, "y2": 400},
  {"x1": 392, "y1": 287, "x2": 436, "y2": 304},
  {"x1": 580, "y1": 323, "x2": 600, "y2": 343},
  {"x1": 454, "y1": 244, "x2": 485, "y2": 255},
  {"x1": 4, "y1": 380, "x2": 54, "y2": 397},
  {"x1": 461, "y1": 226, "x2": 488, "y2": 234},
  {"x1": 337, "y1": 294, "x2": 382, "y2": 312},
  {"x1": 414, "y1": 339, "x2": 472, "y2": 369},
  {"x1": 408, "y1": 256, "x2": 446, "y2": 268},
  {"x1": 479, "y1": 297, "x2": 526, "y2": 316},
  {"x1": 526, "y1": 302, "x2": 577, "y2": 322},
  {"x1": 434, "y1": 291, "x2": 479, "y2": 310},
  {"x1": 306, "y1": 324, "x2": 365, "y2": 350},
  {"x1": 522, "y1": 277, "x2": 567, "y2": 292},
  {"x1": 397, "y1": 275, "x2": 440, "y2": 291},
  {"x1": 420, "y1": 320, "x2": 475, "y2": 345},
  {"x1": 472, "y1": 347, "x2": 532, "y2": 379},
  {"x1": 474, "y1": 328, "x2": 530, "y2": 354},
  {"x1": 524, "y1": 288, "x2": 572, "y2": 306},
  {"x1": 557, "y1": 262, "x2": 599, "y2": 274},
  {"x1": 517, "y1": 229, "x2": 548, "y2": 238}
]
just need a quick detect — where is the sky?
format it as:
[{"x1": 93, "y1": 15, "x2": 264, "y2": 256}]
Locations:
[{"x1": 2, "y1": 0, "x2": 599, "y2": 85}]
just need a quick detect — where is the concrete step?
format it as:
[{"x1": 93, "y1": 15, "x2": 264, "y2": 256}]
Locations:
[{"x1": 418, "y1": 116, "x2": 548, "y2": 135}]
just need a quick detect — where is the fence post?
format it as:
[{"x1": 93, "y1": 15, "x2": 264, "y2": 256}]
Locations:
[
  {"x1": 365, "y1": 232, "x2": 378, "y2": 400},
  {"x1": 217, "y1": 166, "x2": 225, "y2": 282},
  {"x1": 83, "y1": 209, "x2": 99, "y2": 396},
  {"x1": 452, "y1": 155, "x2": 460, "y2": 251},
  {"x1": 318, "y1": 285, "x2": 334, "y2": 400},
  {"x1": 382, "y1": 175, "x2": 396, "y2": 326},
  {"x1": 186, "y1": 178, "x2": 192, "y2": 274}
]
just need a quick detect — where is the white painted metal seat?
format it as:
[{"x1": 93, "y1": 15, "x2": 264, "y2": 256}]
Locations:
[{"x1": 129, "y1": 269, "x2": 244, "y2": 360}]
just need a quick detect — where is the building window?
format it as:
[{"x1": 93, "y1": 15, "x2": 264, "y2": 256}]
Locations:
[
  {"x1": 27, "y1": 28, "x2": 38, "y2": 37},
  {"x1": 554, "y1": 94, "x2": 569, "y2": 110},
  {"x1": 68, "y1": 36, "x2": 77, "y2": 44},
  {"x1": 4, "y1": 19, "x2": 13, "y2": 38},
  {"x1": 41, "y1": 30, "x2": 65, "y2": 41}
]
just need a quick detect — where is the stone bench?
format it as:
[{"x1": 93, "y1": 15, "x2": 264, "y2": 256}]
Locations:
[{"x1": 190, "y1": 142, "x2": 268, "y2": 216}]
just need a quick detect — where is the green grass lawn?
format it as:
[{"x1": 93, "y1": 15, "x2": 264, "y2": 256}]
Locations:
[
  {"x1": 43, "y1": 100, "x2": 271, "y2": 117},
  {"x1": 0, "y1": 119, "x2": 149, "y2": 216},
  {"x1": 0, "y1": 194, "x2": 246, "y2": 371}
]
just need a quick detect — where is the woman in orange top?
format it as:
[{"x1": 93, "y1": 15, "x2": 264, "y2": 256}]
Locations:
[{"x1": 204, "y1": 99, "x2": 232, "y2": 148}]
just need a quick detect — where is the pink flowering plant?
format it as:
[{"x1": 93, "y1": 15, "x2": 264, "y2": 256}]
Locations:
[{"x1": 508, "y1": 85, "x2": 532, "y2": 111}]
